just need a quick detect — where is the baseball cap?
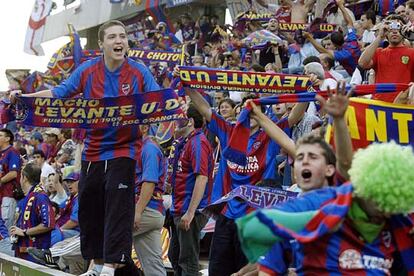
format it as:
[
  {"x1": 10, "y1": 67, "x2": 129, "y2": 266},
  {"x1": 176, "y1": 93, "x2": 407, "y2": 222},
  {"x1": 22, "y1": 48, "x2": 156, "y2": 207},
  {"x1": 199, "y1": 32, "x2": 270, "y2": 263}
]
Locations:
[
  {"x1": 63, "y1": 172, "x2": 80, "y2": 182},
  {"x1": 45, "y1": 128, "x2": 60, "y2": 137},
  {"x1": 31, "y1": 132, "x2": 43, "y2": 142}
]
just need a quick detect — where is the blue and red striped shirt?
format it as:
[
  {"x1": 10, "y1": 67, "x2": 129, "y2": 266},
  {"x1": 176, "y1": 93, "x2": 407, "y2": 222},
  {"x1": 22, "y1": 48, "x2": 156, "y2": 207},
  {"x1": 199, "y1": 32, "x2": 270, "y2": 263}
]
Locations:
[
  {"x1": 207, "y1": 111, "x2": 289, "y2": 219},
  {"x1": 334, "y1": 29, "x2": 361, "y2": 75},
  {"x1": 56, "y1": 193, "x2": 79, "y2": 231},
  {"x1": 259, "y1": 185, "x2": 407, "y2": 275},
  {"x1": 0, "y1": 145, "x2": 21, "y2": 198},
  {"x1": 170, "y1": 129, "x2": 214, "y2": 216},
  {"x1": 15, "y1": 184, "x2": 55, "y2": 250},
  {"x1": 136, "y1": 137, "x2": 165, "y2": 215},
  {"x1": 52, "y1": 56, "x2": 160, "y2": 161}
]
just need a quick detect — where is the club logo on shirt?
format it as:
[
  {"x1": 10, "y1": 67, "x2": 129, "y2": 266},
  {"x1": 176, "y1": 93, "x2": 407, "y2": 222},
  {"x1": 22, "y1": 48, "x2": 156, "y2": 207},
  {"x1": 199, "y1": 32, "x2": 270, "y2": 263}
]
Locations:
[
  {"x1": 338, "y1": 249, "x2": 393, "y2": 272},
  {"x1": 252, "y1": 141, "x2": 261, "y2": 150},
  {"x1": 121, "y1": 83, "x2": 130, "y2": 95},
  {"x1": 401, "y1": 56, "x2": 409, "y2": 64}
]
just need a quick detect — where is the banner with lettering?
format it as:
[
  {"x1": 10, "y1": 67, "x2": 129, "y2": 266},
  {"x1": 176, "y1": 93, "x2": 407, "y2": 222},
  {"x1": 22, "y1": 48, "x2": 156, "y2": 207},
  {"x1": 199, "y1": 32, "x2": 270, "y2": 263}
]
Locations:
[
  {"x1": 278, "y1": 22, "x2": 336, "y2": 33},
  {"x1": 326, "y1": 98, "x2": 414, "y2": 150},
  {"x1": 236, "y1": 12, "x2": 274, "y2": 21},
  {"x1": 203, "y1": 185, "x2": 298, "y2": 217},
  {"x1": 14, "y1": 88, "x2": 185, "y2": 129},
  {"x1": 128, "y1": 48, "x2": 185, "y2": 64},
  {"x1": 179, "y1": 66, "x2": 312, "y2": 94}
]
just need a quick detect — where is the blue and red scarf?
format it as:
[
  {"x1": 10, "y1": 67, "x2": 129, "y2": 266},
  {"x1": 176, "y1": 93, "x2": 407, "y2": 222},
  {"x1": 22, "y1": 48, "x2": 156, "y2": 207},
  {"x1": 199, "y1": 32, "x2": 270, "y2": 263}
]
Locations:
[
  {"x1": 223, "y1": 83, "x2": 410, "y2": 166},
  {"x1": 236, "y1": 183, "x2": 414, "y2": 274}
]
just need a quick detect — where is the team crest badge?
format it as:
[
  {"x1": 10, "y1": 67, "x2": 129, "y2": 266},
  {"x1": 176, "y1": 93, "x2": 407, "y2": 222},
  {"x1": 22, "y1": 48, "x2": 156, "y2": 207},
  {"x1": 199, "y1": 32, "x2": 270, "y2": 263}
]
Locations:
[
  {"x1": 401, "y1": 56, "x2": 409, "y2": 64},
  {"x1": 121, "y1": 83, "x2": 130, "y2": 95},
  {"x1": 339, "y1": 249, "x2": 363, "y2": 269},
  {"x1": 253, "y1": 141, "x2": 261, "y2": 150}
]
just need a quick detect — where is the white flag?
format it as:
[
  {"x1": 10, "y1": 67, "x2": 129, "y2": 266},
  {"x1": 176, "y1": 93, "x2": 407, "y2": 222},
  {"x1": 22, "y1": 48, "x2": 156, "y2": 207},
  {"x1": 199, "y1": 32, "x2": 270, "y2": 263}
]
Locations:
[{"x1": 24, "y1": 0, "x2": 53, "y2": 56}]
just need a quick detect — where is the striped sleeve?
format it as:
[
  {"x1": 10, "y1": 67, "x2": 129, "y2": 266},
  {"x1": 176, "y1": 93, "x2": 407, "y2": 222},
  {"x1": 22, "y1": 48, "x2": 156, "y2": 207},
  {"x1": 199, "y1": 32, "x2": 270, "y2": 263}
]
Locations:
[{"x1": 191, "y1": 135, "x2": 211, "y2": 177}]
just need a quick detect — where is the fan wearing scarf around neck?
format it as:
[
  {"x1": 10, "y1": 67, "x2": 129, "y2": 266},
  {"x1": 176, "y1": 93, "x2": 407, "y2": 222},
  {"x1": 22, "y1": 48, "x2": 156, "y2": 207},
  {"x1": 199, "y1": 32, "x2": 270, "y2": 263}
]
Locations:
[
  {"x1": 233, "y1": 82, "x2": 354, "y2": 275},
  {"x1": 236, "y1": 90, "x2": 414, "y2": 274},
  {"x1": 184, "y1": 82, "x2": 309, "y2": 275},
  {"x1": 10, "y1": 163, "x2": 55, "y2": 262}
]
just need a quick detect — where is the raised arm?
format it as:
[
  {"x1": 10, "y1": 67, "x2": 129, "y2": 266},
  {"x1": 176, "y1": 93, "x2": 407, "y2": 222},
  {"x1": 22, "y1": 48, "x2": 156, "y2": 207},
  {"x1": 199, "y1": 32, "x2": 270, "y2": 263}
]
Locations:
[
  {"x1": 336, "y1": 0, "x2": 353, "y2": 28},
  {"x1": 303, "y1": 32, "x2": 335, "y2": 59},
  {"x1": 184, "y1": 88, "x2": 212, "y2": 122},
  {"x1": 287, "y1": 102, "x2": 308, "y2": 128},
  {"x1": 358, "y1": 29, "x2": 384, "y2": 69},
  {"x1": 316, "y1": 83, "x2": 353, "y2": 180},
  {"x1": 249, "y1": 101, "x2": 296, "y2": 157}
]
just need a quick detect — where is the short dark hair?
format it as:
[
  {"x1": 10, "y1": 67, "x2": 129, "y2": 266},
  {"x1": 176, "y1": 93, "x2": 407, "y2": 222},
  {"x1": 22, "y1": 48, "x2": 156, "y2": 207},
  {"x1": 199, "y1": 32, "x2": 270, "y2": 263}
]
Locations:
[
  {"x1": 241, "y1": 94, "x2": 266, "y2": 113},
  {"x1": 33, "y1": 149, "x2": 46, "y2": 159},
  {"x1": 296, "y1": 134, "x2": 337, "y2": 185},
  {"x1": 330, "y1": 32, "x2": 344, "y2": 47},
  {"x1": 22, "y1": 163, "x2": 41, "y2": 185},
  {"x1": 0, "y1": 129, "x2": 14, "y2": 145},
  {"x1": 98, "y1": 20, "x2": 126, "y2": 42},
  {"x1": 364, "y1": 10, "x2": 376, "y2": 25},
  {"x1": 303, "y1": 56, "x2": 321, "y2": 66},
  {"x1": 187, "y1": 104, "x2": 204, "y2": 129}
]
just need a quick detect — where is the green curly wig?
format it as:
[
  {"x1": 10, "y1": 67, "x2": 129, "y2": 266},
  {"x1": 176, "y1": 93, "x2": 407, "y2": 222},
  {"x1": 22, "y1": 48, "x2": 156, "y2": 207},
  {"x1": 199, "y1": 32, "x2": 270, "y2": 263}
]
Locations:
[{"x1": 349, "y1": 141, "x2": 414, "y2": 214}]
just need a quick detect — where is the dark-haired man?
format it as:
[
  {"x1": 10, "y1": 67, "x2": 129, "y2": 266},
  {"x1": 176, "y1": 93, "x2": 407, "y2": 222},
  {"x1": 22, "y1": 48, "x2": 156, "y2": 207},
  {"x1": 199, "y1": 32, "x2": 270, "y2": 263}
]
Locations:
[
  {"x1": 0, "y1": 128, "x2": 22, "y2": 229},
  {"x1": 359, "y1": 14, "x2": 414, "y2": 102},
  {"x1": 168, "y1": 105, "x2": 213, "y2": 276},
  {"x1": 12, "y1": 19, "x2": 160, "y2": 276},
  {"x1": 10, "y1": 163, "x2": 55, "y2": 262}
]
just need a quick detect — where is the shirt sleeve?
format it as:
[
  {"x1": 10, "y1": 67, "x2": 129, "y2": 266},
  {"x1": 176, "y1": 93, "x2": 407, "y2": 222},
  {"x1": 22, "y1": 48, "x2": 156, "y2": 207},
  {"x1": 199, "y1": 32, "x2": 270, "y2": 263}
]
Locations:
[
  {"x1": 372, "y1": 48, "x2": 380, "y2": 70},
  {"x1": 191, "y1": 135, "x2": 211, "y2": 177},
  {"x1": 206, "y1": 110, "x2": 233, "y2": 146},
  {"x1": 334, "y1": 48, "x2": 351, "y2": 63},
  {"x1": 37, "y1": 194, "x2": 55, "y2": 228},
  {"x1": 52, "y1": 65, "x2": 84, "y2": 98},
  {"x1": 70, "y1": 197, "x2": 79, "y2": 223},
  {"x1": 258, "y1": 241, "x2": 290, "y2": 274},
  {"x1": 141, "y1": 143, "x2": 161, "y2": 184},
  {"x1": 345, "y1": 28, "x2": 358, "y2": 42},
  {"x1": 8, "y1": 151, "x2": 21, "y2": 172}
]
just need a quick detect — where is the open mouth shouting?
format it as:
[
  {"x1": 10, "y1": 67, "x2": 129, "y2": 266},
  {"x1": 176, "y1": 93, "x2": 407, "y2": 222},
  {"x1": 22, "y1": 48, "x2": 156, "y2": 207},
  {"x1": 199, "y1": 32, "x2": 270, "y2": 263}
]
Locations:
[
  {"x1": 301, "y1": 169, "x2": 312, "y2": 182},
  {"x1": 113, "y1": 46, "x2": 124, "y2": 55}
]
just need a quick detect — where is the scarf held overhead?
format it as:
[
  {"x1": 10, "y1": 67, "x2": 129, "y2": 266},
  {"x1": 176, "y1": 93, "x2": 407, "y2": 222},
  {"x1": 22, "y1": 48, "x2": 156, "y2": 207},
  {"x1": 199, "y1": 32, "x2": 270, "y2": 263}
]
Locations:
[
  {"x1": 223, "y1": 83, "x2": 409, "y2": 166},
  {"x1": 11, "y1": 88, "x2": 184, "y2": 128},
  {"x1": 179, "y1": 66, "x2": 312, "y2": 94}
]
